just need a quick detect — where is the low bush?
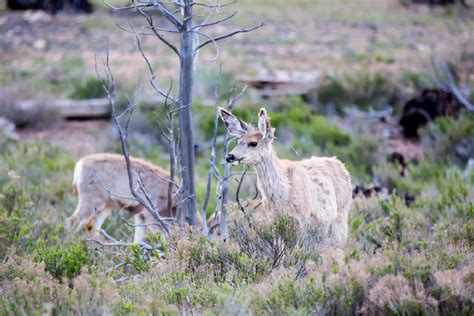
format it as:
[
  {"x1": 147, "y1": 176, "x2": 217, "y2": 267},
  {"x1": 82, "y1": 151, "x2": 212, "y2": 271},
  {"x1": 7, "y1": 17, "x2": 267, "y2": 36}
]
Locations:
[
  {"x1": 69, "y1": 76, "x2": 105, "y2": 100},
  {"x1": 315, "y1": 70, "x2": 401, "y2": 114},
  {"x1": 34, "y1": 241, "x2": 89, "y2": 281},
  {"x1": 421, "y1": 113, "x2": 474, "y2": 167},
  {"x1": 0, "y1": 92, "x2": 59, "y2": 128}
]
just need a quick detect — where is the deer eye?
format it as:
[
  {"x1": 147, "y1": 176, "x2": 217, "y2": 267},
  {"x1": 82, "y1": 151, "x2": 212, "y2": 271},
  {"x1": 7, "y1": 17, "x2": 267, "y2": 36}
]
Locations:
[{"x1": 248, "y1": 142, "x2": 258, "y2": 148}]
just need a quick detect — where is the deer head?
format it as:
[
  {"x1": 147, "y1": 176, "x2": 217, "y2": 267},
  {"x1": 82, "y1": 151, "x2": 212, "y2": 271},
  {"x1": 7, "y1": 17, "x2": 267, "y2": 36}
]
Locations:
[{"x1": 219, "y1": 107, "x2": 275, "y2": 165}]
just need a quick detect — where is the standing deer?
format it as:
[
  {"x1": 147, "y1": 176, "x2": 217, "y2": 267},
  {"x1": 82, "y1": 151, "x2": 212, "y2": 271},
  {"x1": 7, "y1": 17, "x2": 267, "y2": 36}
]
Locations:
[
  {"x1": 67, "y1": 153, "x2": 180, "y2": 243},
  {"x1": 220, "y1": 108, "x2": 352, "y2": 243}
]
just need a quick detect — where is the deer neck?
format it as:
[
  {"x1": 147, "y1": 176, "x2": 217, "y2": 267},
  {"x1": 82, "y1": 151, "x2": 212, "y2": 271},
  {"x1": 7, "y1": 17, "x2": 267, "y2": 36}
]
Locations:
[{"x1": 254, "y1": 149, "x2": 291, "y2": 206}]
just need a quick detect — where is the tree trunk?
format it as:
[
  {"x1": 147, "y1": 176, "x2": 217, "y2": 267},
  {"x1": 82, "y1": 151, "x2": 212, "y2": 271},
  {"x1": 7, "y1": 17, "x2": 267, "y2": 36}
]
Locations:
[{"x1": 178, "y1": 0, "x2": 198, "y2": 225}]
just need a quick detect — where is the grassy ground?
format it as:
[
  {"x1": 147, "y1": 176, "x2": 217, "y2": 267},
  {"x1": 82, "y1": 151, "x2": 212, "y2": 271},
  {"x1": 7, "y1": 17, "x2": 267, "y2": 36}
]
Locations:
[
  {"x1": 1, "y1": 113, "x2": 473, "y2": 314},
  {"x1": 1, "y1": 0, "x2": 474, "y2": 314}
]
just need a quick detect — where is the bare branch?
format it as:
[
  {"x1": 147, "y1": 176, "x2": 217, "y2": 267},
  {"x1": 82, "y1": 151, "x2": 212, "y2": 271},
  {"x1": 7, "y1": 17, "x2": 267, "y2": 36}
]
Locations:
[
  {"x1": 192, "y1": 0, "x2": 237, "y2": 8},
  {"x1": 135, "y1": 7, "x2": 181, "y2": 58},
  {"x1": 120, "y1": 215, "x2": 178, "y2": 228},
  {"x1": 193, "y1": 11, "x2": 237, "y2": 29},
  {"x1": 192, "y1": 30, "x2": 220, "y2": 60},
  {"x1": 129, "y1": 22, "x2": 179, "y2": 103},
  {"x1": 434, "y1": 60, "x2": 474, "y2": 112},
  {"x1": 343, "y1": 106, "x2": 393, "y2": 119},
  {"x1": 219, "y1": 83, "x2": 248, "y2": 241},
  {"x1": 96, "y1": 45, "x2": 171, "y2": 236},
  {"x1": 150, "y1": 0, "x2": 184, "y2": 30},
  {"x1": 105, "y1": 0, "x2": 152, "y2": 11},
  {"x1": 201, "y1": 65, "x2": 224, "y2": 235},
  {"x1": 235, "y1": 166, "x2": 249, "y2": 214},
  {"x1": 195, "y1": 22, "x2": 263, "y2": 52}
]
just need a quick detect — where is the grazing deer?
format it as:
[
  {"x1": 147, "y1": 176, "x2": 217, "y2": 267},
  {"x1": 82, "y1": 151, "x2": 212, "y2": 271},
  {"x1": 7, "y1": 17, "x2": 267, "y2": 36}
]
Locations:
[
  {"x1": 220, "y1": 108, "x2": 352, "y2": 243},
  {"x1": 67, "y1": 153, "x2": 182, "y2": 243}
]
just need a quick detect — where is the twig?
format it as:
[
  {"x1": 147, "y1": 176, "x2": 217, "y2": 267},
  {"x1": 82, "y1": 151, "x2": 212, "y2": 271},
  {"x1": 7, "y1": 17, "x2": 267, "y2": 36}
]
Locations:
[
  {"x1": 195, "y1": 22, "x2": 263, "y2": 52},
  {"x1": 95, "y1": 45, "x2": 170, "y2": 236},
  {"x1": 235, "y1": 166, "x2": 249, "y2": 214},
  {"x1": 434, "y1": 60, "x2": 474, "y2": 112}
]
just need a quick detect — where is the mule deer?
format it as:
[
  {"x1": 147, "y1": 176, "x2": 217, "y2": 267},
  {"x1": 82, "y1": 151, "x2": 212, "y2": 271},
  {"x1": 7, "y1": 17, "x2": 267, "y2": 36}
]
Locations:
[
  {"x1": 220, "y1": 108, "x2": 352, "y2": 243},
  {"x1": 67, "y1": 153, "x2": 181, "y2": 243}
]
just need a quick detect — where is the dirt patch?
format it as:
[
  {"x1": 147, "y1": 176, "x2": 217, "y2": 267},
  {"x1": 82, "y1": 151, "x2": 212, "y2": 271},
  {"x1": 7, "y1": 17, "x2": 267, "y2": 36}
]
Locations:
[{"x1": 17, "y1": 119, "x2": 112, "y2": 158}]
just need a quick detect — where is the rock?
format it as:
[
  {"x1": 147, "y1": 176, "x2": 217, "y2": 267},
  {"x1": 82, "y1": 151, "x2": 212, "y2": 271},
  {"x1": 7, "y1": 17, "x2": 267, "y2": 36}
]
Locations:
[
  {"x1": 0, "y1": 117, "x2": 19, "y2": 141},
  {"x1": 33, "y1": 39, "x2": 47, "y2": 50},
  {"x1": 399, "y1": 88, "x2": 462, "y2": 138}
]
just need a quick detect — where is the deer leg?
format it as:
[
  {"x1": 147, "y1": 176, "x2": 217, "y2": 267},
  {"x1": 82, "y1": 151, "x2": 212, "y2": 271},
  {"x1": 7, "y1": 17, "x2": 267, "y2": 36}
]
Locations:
[
  {"x1": 133, "y1": 212, "x2": 147, "y2": 243},
  {"x1": 92, "y1": 208, "x2": 112, "y2": 232},
  {"x1": 332, "y1": 206, "x2": 349, "y2": 244}
]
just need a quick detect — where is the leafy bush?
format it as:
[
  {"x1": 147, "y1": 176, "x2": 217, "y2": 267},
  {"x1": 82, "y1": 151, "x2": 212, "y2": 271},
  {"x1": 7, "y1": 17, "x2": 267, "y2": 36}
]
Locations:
[
  {"x1": 315, "y1": 70, "x2": 400, "y2": 114},
  {"x1": 251, "y1": 278, "x2": 365, "y2": 315},
  {"x1": 34, "y1": 241, "x2": 89, "y2": 280},
  {"x1": 230, "y1": 212, "x2": 303, "y2": 272},
  {"x1": 421, "y1": 113, "x2": 474, "y2": 167},
  {"x1": 69, "y1": 77, "x2": 105, "y2": 99},
  {"x1": 195, "y1": 99, "x2": 350, "y2": 148},
  {"x1": 175, "y1": 233, "x2": 260, "y2": 285}
]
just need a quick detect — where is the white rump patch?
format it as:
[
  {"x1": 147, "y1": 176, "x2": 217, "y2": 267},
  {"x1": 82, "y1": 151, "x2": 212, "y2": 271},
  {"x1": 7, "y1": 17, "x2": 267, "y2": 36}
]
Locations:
[{"x1": 73, "y1": 160, "x2": 84, "y2": 188}]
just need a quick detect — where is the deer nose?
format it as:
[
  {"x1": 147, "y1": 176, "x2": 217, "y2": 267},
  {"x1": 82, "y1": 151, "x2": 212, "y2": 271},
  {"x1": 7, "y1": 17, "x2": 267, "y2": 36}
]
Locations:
[{"x1": 226, "y1": 154, "x2": 235, "y2": 163}]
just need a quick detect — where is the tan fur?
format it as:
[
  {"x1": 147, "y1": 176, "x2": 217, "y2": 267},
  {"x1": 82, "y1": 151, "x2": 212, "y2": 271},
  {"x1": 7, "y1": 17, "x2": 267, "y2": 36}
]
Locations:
[
  {"x1": 220, "y1": 108, "x2": 352, "y2": 243},
  {"x1": 67, "y1": 153, "x2": 209, "y2": 243}
]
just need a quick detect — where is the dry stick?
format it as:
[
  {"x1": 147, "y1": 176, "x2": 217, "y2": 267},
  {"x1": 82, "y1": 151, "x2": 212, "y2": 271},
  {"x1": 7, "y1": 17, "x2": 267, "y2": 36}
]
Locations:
[
  {"x1": 96, "y1": 46, "x2": 170, "y2": 236},
  {"x1": 130, "y1": 20, "x2": 178, "y2": 102},
  {"x1": 192, "y1": 0, "x2": 237, "y2": 9},
  {"x1": 135, "y1": 5, "x2": 181, "y2": 58},
  {"x1": 200, "y1": 66, "x2": 223, "y2": 236},
  {"x1": 435, "y1": 60, "x2": 474, "y2": 112},
  {"x1": 129, "y1": 21, "x2": 181, "y2": 220},
  {"x1": 164, "y1": 88, "x2": 179, "y2": 219},
  {"x1": 235, "y1": 166, "x2": 249, "y2": 214},
  {"x1": 194, "y1": 22, "x2": 263, "y2": 51},
  {"x1": 220, "y1": 84, "x2": 247, "y2": 241}
]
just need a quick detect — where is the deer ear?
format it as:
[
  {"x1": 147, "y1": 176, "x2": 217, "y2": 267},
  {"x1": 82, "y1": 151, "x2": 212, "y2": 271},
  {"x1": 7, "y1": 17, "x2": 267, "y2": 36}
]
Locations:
[
  {"x1": 258, "y1": 108, "x2": 273, "y2": 139},
  {"x1": 219, "y1": 108, "x2": 248, "y2": 137}
]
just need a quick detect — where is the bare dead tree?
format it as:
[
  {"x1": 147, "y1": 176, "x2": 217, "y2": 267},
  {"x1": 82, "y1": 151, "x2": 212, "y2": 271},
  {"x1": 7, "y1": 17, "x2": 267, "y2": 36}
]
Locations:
[
  {"x1": 95, "y1": 47, "x2": 171, "y2": 237},
  {"x1": 219, "y1": 84, "x2": 247, "y2": 241},
  {"x1": 200, "y1": 66, "x2": 222, "y2": 235},
  {"x1": 108, "y1": 0, "x2": 262, "y2": 227}
]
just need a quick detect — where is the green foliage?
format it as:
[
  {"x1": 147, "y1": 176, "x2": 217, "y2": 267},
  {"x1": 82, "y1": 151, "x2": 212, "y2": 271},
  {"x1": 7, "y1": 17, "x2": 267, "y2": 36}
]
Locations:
[
  {"x1": 34, "y1": 241, "x2": 89, "y2": 280},
  {"x1": 195, "y1": 99, "x2": 350, "y2": 149},
  {"x1": 176, "y1": 235, "x2": 259, "y2": 285},
  {"x1": 127, "y1": 244, "x2": 152, "y2": 273},
  {"x1": 316, "y1": 71, "x2": 400, "y2": 114},
  {"x1": 69, "y1": 76, "x2": 105, "y2": 99},
  {"x1": 421, "y1": 113, "x2": 474, "y2": 167},
  {"x1": 251, "y1": 278, "x2": 364, "y2": 315},
  {"x1": 146, "y1": 230, "x2": 169, "y2": 254}
]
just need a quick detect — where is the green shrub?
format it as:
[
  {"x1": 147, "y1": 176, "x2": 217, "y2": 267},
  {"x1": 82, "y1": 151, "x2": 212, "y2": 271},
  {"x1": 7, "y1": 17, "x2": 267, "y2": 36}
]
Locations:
[
  {"x1": 127, "y1": 244, "x2": 152, "y2": 274},
  {"x1": 175, "y1": 234, "x2": 260, "y2": 285},
  {"x1": 421, "y1": 113, "x2": 474, "y2": 167},
  {"x1": 69, "y1": 77, "x2": 105, "y2": 99},
  {"x1": 251, "y1": 278, "x2": 364, "y2": 315},
  {"x1": 316, "y1": 71, "x2": 400, "y2": 114},
  {"x1": 34, "y1": 241, "x2": 89, "y2": 280}
]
